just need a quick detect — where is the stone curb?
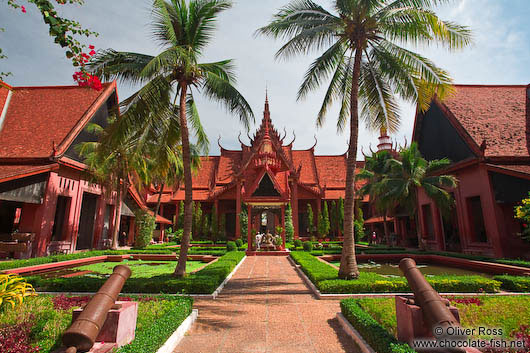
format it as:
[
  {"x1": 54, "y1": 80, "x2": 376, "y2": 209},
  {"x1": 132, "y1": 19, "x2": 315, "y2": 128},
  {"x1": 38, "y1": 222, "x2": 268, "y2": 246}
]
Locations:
[
  {"x1": 287, "y1": 255, "x2": 323, "y2": 299},
  {"x1": 287, "y1": 255, "x2": 530, "y2": 299},
  {"x1": 336, "y1": 312, "x2": 376, "y2": 353},
  {"x1": 211, "y1": 255, "x2": 247, "y2": 299},
  {"x1": 156, "y1": 309, "x2": 198, "y2": 353}
]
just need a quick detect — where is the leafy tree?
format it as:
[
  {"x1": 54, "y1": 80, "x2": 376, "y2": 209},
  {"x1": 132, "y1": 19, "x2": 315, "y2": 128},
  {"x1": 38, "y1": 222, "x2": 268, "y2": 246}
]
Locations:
[
  {"x1": 134, "y1": 209, "x2": 156, "y2": 248},
  {"x1": 383, "y1": 142, "x2": 457, "y2": 245},
  {"x1": 285, "y1": 203, "x2": 294, "y2": 242},
  {"x1": 178, "y1": 200, "x2": 184, "y2": 229},
  {"x1": 318, "y1": 201, "x2": 330, "y2": 239},
  {"x1": 258, "y1": 0, "x2": 471, "y2": 279},
  {"x1": 219, "y1": 213, "x2": 226, "y2": 242},
  {"x1": 515, "y1": 192, "x2": 530, "y2": 243},
  {"x1": 193, "y1": 202, "x2": 202, "y2": 240},
  {"x1": 307, "y1": 203, "x2": 314, "y2": 236},
  {"x1": 358, "y1": 149, "x2": 394, "y2": 244},
  {"x1": 202, "y1": 212, "x2": 210, "y2": 240},
  {"x1": 89, "y1": 0, "x2": 253, "y2": 277},
  {"x1": 338, "y1": 197, "x2": 344, "y2": 236},
  {"x1": 239, "y1": 206, "x2": 248, "y2": 240},
  {"x1": 329, "y1": 200, "x2": 337, "y2": 238},
  {"x1": 211, "y1": 204, "x2": 219, "y2": 242}
]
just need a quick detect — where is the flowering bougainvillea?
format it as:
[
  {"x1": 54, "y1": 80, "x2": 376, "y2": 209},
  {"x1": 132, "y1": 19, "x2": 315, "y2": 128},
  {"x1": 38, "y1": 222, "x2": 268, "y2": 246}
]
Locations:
[
  {"x1": 0, "y1": 316, "x2": 40, "y2": 353},
  {"x1": 6, "y1": 0, "x2": 101, "y2": 90},
  {"x1": 515, "y1": 192, "x2": 530, "y2": 243}
]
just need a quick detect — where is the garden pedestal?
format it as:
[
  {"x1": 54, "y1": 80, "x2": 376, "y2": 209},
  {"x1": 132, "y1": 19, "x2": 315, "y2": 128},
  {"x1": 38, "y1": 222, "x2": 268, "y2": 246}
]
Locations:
[{"x1": 72, "y1": 301, "x2": 138, "y2": 348}]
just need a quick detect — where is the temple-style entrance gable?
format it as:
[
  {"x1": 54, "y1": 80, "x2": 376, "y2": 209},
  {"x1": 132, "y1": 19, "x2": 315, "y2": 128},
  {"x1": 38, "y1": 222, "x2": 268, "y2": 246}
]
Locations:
[{"x1": 154, "y1": 93, "x2": 351, "y2": 253}]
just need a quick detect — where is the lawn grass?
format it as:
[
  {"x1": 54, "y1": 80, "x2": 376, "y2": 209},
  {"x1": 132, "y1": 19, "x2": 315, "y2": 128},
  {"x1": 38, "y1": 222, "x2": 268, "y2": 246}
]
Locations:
[
  {"x1": 0, "y1": 294, "x2": 192, "y2": 353},
  {"x1": 355, "y1": 296, "x2": 530, "y2": 340},
  {"x1": 73, "y1": 260, "x2": 204, "y2": 278},
  {"x1": 27, "y1": 252, "x2": 245, "y2": 294}
]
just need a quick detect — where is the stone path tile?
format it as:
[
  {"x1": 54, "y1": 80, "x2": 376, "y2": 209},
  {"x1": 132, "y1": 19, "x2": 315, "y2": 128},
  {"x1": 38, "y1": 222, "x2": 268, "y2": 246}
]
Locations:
[{"x1": 173, "y1": 256, "x2": 360, "y2": 353}]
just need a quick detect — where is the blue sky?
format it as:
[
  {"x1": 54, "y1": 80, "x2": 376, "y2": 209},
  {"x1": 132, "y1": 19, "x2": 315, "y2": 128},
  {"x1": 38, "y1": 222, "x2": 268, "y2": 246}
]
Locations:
[{"x1": 1, "y1": 0, "x2": 529, "y2": 157}]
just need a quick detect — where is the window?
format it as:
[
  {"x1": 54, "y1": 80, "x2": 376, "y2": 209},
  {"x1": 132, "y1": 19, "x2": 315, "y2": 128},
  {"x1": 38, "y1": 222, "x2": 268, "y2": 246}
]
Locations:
[
  {"x1": 467, "y1": 196, "x2": 487, "y2": 243},
  {"x1": 422, "y1": 204, "x2": 435, "y2": 240}
]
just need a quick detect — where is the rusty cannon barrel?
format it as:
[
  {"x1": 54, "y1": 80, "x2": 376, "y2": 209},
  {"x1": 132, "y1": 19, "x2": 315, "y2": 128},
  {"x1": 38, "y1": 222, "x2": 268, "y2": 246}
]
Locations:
[
  {"x1": 62, "y1": 264, "x2": 131, "y2": 353},
  {"x1": 399, "y1": 258, "x2": 466, "y2": 353}
]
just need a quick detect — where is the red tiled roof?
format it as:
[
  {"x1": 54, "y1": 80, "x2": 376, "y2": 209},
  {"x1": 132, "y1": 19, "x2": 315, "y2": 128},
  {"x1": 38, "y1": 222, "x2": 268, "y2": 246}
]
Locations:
[
  {"x1": 441, "y1": 85, "x2": 529, "y2": 157},
  {"x1": 146, "y1": 193, "x2": 173, "y2": 204},
  {"x1": 217, "y1": 150, "x2": 241, "y2": 183},
  {"x1": 0, "y1": 163, "x2": 58, "y2": 183},
  {"x1": 323, "y1": 189, "x2": 345, "y2": 199},
  {"x1": 292, "y1": 150, "x2": 318, "y2": 184},
  {"x1": 0, "y1": 83, "x2": 114, "y2": 159},
  {"x1": 146, "y1": 210, "x2": 172, "y2": 224},
  {"x1": 192, "y1": 157, "x2": 217, "y2": 188},
  {"x1": 315, "y1": 155, "x2": 347, "y2": 188},
  {"x1": 172, "y1": 189, "x2": 210, "y2": 201}
]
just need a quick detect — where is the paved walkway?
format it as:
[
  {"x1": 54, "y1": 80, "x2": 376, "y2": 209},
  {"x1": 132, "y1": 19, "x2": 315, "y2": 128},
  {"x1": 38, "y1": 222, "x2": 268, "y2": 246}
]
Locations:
[{"x1": 174, "y1": 256, "x2": 360, "y2": 353}]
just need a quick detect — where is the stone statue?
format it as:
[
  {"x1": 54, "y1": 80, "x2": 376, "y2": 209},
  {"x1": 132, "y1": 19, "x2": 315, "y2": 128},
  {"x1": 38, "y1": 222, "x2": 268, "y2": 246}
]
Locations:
[{"x1": 255, "y1": 233, "x2": 263, "y2": 250}]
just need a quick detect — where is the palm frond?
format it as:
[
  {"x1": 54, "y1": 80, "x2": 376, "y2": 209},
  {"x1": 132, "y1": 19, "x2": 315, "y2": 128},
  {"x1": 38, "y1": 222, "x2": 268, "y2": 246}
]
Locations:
[
  {"x1": 201, "y1": 70, "x2": 254, "y2": 130},
  {"x1": 87, "y1": 50, "x2": 154, "y2": 86}
]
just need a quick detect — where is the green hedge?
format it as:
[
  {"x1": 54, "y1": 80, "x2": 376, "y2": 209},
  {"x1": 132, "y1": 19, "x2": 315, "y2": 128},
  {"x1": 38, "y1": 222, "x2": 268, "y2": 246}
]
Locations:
[
  {"x1": 493, "y1": 275, "x2": 530, "y2": 292},
  {"x1": 290, "y1": 251, "x2": 501, "y2": 293},
  {"x1": 28, "y1": 252, "x2": 245, "y2": 294},
  {"x1": 340, "y1": 299, "x2": 415, "y2": 353},
  {"x1": 118, "y1": 296, "x2": 193, "y2": 353}
]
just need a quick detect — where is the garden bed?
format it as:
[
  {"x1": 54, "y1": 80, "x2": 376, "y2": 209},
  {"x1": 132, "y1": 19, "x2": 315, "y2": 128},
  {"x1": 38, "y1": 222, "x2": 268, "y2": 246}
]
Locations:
[
  {"x1": 27, "y1": 252, "x2": 245, "y2": 295},
  {"x1": 290, "y1": 252, "x2": 528, "y2": 294},
  {"x1": 0, "y1": 294, "x2": 193, "y2": 353},
  {"x1": 341, "y1": 296, "x2": 530, "y2": 353}
]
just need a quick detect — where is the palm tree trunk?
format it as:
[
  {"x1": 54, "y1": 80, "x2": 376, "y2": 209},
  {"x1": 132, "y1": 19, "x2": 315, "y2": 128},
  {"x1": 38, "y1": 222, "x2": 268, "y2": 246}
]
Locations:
[
  {"x1": 338, "y1": 45, "x2": 362, "y2": 279},
  {"x1": 154, "y1": 183, "x2": 165, "y2": 219},
  {"x1": 174, "y1": 84, "x2": 192, "y2": 277},
  {"x1": 111, "y1": 179, "x2": 123, "y2": 250}
]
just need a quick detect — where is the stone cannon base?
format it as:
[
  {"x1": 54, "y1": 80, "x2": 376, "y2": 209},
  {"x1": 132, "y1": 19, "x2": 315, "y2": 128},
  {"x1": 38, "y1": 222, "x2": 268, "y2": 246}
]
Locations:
[{"x1": 72, "y1": 301, "x2": 138, "y2": 349}]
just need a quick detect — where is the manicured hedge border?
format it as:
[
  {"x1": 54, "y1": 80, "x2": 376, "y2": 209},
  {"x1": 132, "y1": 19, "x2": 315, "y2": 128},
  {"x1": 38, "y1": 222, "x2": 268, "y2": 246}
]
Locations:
[
  {"x1": 493, "y1": 275, "x2": 530, "y2": 292},
  {"x1": 28, "y1": 251, "x2": 245, "y2": 294},
  {"x1": 290, "y1": 252, "x2": 501, "y2": 293},
  {"x1": 340, "y1": 298, "x2": 415, "y2": 353},
  {"x1": 0, "y1": 248, "x2": 230, "y2": 272},
  {"x1": 118, "y1": 296, "x2": 193, "y2": 353}
]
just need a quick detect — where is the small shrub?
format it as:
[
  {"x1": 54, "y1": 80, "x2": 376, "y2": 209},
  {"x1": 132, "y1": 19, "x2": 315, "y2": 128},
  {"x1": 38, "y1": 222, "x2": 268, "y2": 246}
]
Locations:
[
  {"x1": 235, "y1": 239, "x2": 243, "y2": 248},
  {"x1": 135, "y1": 210, "x2": 156, "y2": 248},
  {"x1": 493, "y1": 275, "x2": 530, "y2": 292},
  {"x1": 0, "y1": 274, "x2": 35, "y2": 310},
  {"x1": 294, "y1": 239, "x2": 302, "y2": 248},
  {"x1": 303, "y1": 241, "x2": 313, "y2": 252},
  {"x1": 226, "y1": 241, "x2": 237, "y2": 252}
]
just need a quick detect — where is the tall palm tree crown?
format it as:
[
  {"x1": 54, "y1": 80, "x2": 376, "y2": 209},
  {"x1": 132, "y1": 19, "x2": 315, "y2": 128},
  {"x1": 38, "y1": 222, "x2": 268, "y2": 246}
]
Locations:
[
  {"x1": 89, "y1": 0, "x2": 254, "y2": 277},
  {"x1": 258, "y1": 0, "x2": 471, "y2": 278}
]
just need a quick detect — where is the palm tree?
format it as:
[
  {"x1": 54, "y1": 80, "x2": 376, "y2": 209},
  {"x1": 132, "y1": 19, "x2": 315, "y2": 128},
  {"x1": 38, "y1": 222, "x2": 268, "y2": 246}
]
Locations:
[
  {"x1": 358, "y1": 148, "x2": 394, "y2": 244},
  {"x1": 77, "y1": 120, "x2": 138, "y2": 250},
  {"x1": 89, "y1": 0, "x2": 254, "y2": 277},
  {"x1": 382, "y1": 142, "x2": 457, "y2": 246},
  {"x1": 258, "y1": 0, "x2": 471, "y2": 279}
]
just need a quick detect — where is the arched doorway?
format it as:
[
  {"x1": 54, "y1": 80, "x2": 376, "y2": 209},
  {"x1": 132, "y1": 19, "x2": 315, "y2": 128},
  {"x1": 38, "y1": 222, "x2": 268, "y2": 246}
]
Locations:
[{"x1": 259, "y1": 210, "x2": 277, "y2": 233}]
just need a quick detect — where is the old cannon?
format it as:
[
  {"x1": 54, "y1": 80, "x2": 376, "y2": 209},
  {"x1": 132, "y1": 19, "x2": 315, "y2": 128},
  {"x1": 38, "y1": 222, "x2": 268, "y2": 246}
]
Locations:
[
  {"x1": 398, "y1": 258, "x2": 467, "y2": 353},
  {"x1": 62, "y1": 264, "x2": 132, "y2": 353}
]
